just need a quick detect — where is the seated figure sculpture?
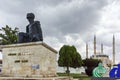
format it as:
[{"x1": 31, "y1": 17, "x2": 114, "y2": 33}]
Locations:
[{"x1": 18, "y1": 13, "x2": 43, "y2": 43}]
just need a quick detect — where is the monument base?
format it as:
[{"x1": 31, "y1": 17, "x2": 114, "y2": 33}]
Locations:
[
  {"x1": 0, "y1": 76, "x2": 73, "y2": 80},
  {"x1": 2, "y1": 42, "x2": 57, "y2": 77}
]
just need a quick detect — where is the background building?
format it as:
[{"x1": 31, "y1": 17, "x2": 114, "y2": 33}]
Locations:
[{"x1": 86, "y1": 35, "x2": 113, "y2": 68}]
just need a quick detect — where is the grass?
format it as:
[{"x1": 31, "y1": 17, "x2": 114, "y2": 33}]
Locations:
[{"x1": 57, "y1": 73, "x2": 91, "y2": 80}]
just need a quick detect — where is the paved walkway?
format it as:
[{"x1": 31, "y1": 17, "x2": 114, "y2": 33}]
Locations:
[{"x1": 0, "y1": 76, "x2": 73, "y2": 80}]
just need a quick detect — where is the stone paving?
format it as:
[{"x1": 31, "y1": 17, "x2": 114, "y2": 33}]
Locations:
[{"x1": 0, "y1": 76, "x2": 73, "y2": 80}]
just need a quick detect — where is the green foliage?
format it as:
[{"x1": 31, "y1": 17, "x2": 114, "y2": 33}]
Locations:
[
  {"x1": 58, "y1": 45, "x2": 82, "y2": 75},
  {"x1": 57, "y1": 73, "x2": 90, "y2": 80},
  {"x1": 82, "y1": 58, "x2": 101, "y2": 76},
  {"x1": 0, "y1": 25, "x2": 18, "y2": 45},
  {"x1": 72, "y1": 52, "x2": 83, "y2": 68},
  {"x1": 82, "y1": 58, "x2": 101, "y2": 67}
]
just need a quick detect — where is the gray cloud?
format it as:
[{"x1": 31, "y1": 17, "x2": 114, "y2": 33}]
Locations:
[
  {"x1": 0, "y1": 0, "x2": 108, "y2": 36},
  {"x1": 38, "y1": 0, "x2": 108, "y2": 37}
]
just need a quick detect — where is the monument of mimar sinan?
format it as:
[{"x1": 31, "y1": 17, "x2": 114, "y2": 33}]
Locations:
[
  {"x1": 2, "y1": 13, "x2": 59, "y2": 78},
  {"x1": 18, "y1": 13, "x2": 43, "y2": 43}
]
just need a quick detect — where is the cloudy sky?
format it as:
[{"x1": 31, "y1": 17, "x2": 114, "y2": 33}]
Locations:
[{"x1": 0, "y1": 0, "x2": 120, "y2": 64}]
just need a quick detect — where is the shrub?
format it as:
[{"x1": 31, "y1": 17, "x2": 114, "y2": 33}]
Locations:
[{"x1": 82, "y1": 58, "x2": 101, "y2": 76}]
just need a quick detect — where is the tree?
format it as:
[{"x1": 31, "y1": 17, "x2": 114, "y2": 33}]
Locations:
[
  {"x1": 58, "y1": 45, "x2": 82, "y2": 76},
  {"x1": 72, "y1": 52, "x2": 82, "y2": 68},
  {"x1": 0, "y1": 25, "x2": 18, "y2": 45}
]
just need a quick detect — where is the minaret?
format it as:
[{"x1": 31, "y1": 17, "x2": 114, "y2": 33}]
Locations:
[
  {"x1": 94, "y1": 35, "x2": 96, "y2": 58},
  {"x1": 86, "y1": 43, "x2": 88, "y2": 58},
  {"x1": 101, "y1": 44, "x2": 103, "y2": 54},
  {"x1": 113, "y1": 35, "x2": 115, "y2": 65}
]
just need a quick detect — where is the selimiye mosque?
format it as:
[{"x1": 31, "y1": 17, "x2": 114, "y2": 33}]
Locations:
[{"x1": 86, "y1": 35, "x2": 115, "y2": 68}]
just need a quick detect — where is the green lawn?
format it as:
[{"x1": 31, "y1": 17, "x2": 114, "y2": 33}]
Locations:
[{"x1": 57, "y1": 73, "x2": 91, "y2": 80}]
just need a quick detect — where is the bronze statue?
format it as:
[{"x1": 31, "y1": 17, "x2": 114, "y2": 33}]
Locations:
[{"x1": 18, "y1": 13, "x2": 43, "y2": 43}]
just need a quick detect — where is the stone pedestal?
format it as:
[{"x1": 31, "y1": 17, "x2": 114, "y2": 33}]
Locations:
[{"x1": 1, "y1": 42, "x2": 57, "y2": 77}]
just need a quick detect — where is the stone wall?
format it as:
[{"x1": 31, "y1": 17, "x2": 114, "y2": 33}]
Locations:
[{"x1": 2, "y1": 42, "x2": 57, "y2": 77}]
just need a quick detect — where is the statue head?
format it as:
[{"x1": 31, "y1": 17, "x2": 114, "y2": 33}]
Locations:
[
  {"x1": 27, "y1": 13, "x2": 35, "y2": 19},
  {"x1": 26, "y1": 13, "x2": 35, "y2": 24}
]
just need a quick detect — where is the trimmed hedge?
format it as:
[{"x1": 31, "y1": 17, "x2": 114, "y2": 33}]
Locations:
[{"x1": 82, "y1": 58, "x2": 101, "y2": 76}]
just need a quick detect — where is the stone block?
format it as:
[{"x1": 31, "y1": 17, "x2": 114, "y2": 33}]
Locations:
[{"x1": 1, "y1": 42, "x2": 57, "y2": 77}]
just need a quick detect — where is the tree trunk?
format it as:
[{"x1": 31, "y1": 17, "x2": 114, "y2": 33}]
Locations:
[{"x1": 66, "y1": 66, "x2": 70, "y2": 76}]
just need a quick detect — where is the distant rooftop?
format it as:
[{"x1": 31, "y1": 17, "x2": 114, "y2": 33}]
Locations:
[{"x1": 91, "y1": 54, "x2": 109, "y2": 58}]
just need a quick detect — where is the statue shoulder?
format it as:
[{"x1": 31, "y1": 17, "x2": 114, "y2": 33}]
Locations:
[{"x1": 34, "y1": 21, "x2": 40, "y2": 25}]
